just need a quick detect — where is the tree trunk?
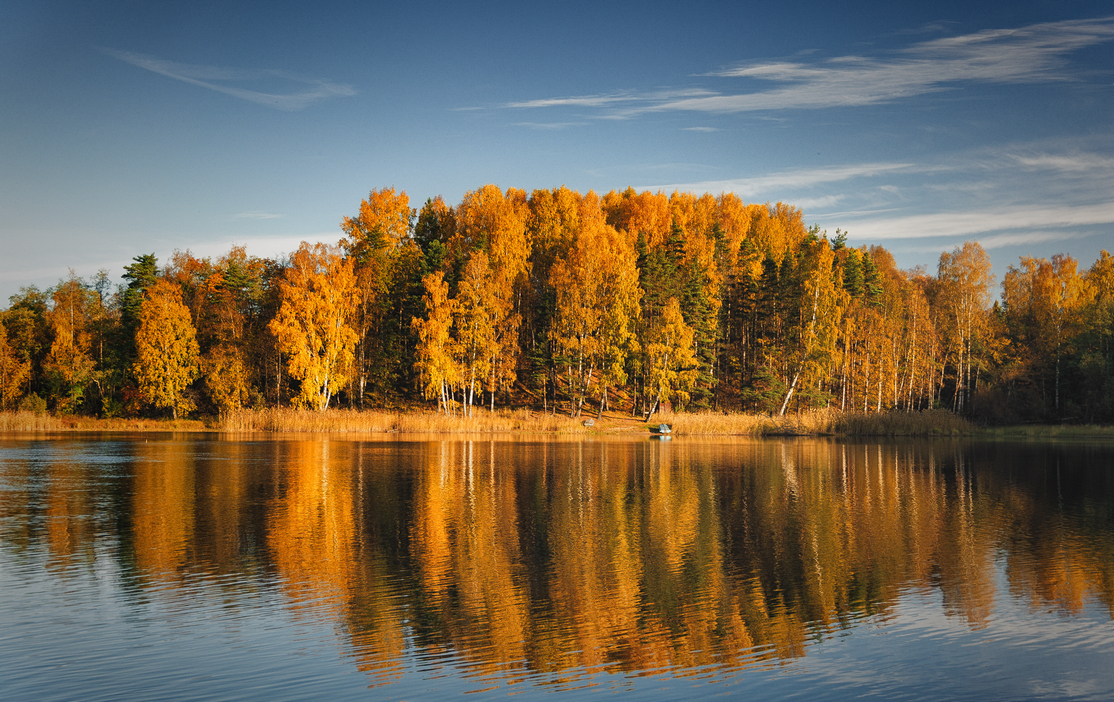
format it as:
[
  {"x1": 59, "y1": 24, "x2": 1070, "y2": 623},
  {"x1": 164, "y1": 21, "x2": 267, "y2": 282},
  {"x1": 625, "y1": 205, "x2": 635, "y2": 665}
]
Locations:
[{"x1": 779, "y1": 371, "x2": 800, "y2": 417}]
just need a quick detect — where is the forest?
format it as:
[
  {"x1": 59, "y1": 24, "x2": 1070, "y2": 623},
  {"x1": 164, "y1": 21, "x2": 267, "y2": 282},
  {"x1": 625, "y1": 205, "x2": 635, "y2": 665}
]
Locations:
[{"x1": 1, "y1": 185, "x2": 1112, "y2": 425}]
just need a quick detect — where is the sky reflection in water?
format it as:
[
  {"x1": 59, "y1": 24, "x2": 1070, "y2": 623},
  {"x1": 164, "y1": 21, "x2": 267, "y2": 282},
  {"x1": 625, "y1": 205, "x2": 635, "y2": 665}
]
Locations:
[{"x1": 1, "y1": 435, "x2": 1112, "y2": 700}]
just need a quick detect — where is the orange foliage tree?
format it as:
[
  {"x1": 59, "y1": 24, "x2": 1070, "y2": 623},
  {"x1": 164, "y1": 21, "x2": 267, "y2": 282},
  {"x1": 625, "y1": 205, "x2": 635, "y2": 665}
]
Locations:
[
  {"x1": 133, "y1": 279, "x2": 200, "y2": 418},
  {"x1": 0, "y1": 319, "x2": 30, "y2": 410},
  {"x1": 269, "y1": 242, "x2": 360, "y2": 411},
  {"x1": 412, "y1": 271, "x2": 458, "y2": 414},
  {"x1": 549, "y1": 196, "x2": 642, "y2": 417},
  {"x1": 43, "y1": 272, "x2": 101, "y2": 414}
]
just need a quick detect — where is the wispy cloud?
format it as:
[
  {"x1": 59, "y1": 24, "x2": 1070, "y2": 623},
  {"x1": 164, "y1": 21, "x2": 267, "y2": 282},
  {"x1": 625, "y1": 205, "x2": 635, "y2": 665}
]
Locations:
[
  {"x1": 505, "y1": 92, "x2": 640, "y2": 109},
  {"x1": 834, "y1": 202, "x2": 1114, "y2": 241},
  {"x1": 682, "y1": 126, "x2": 720, "y2": 132},
  {"x1": 233, "y1": 211, "x2": 285, "y2": 220},
  {"x1": 648, "y1": 141, "x2": 1113, "y2": 251},
  {"x1": 511, "y1": 122, "x2": 586, "y2": 130},
  {"x1": 1010, "y1": 152, "x2": 1114, "y2": 174},
  {"x1": 791, "y1": 195, "x2": 845, "y2": 210},
  {"x1": 503, "y1": 17, "x2": 1114, "y2": 117},
  {"x1": 642, "y1": 162, "x2": 915, "y2": 197},
  {"x1": 961, "y1": 230, "x2": 1093, "y2": 250},
  {"x1": 103, "y1": 49, "x2": 356, "y2": 110},
  {"x1": 505, "y1": 88, "x2": 715, "y2": 110}
]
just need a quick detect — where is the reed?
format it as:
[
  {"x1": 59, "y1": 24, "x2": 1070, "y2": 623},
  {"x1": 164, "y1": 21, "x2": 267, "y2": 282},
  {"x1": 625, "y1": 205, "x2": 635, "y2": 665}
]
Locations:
[
  {"x1": 652, "y1": 408, "x2": 974, "y2": 436},
  {"x1": 0, "y1": 411, "x2": 207, "y2": 433},
  {"x1": 825, "y1": 409, "x2": 972, "y2": 436},
  {"x1": 218, "y1": 407, "x2": 590, "y2": 434},
  {"x1": 9, "y1": 408, "x2": 1108, "y2": 438},
  {"x1": 650, "y1": 409, "x2": 779, "y2": 436}
]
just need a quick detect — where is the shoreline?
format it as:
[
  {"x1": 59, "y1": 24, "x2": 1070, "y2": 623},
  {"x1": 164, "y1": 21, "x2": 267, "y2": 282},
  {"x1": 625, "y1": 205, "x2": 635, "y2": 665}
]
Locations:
[{"x1": 1, "y1": 408, "x2": 1111, "y2": 439}]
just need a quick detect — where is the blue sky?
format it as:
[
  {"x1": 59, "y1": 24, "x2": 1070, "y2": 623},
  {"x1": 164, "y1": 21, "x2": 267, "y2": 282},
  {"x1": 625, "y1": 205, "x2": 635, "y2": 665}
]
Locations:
[{"x1": 2, "y1": 1, "x2": 1112, "y2": 302}]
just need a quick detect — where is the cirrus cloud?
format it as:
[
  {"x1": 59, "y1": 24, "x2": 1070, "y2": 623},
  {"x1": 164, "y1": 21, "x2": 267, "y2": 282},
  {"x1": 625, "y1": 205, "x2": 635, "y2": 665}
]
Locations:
[
  {"x1": 103, "y1": 48, "x2": 356, "y2": 111},
  {"x1": 502, "y1": 17, "x2": 1114, "y2": 117}
]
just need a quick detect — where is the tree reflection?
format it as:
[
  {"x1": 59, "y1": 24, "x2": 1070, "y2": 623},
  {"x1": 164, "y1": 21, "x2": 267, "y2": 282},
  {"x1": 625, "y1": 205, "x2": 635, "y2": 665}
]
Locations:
[{"x1": 5, "y1": 436, "x2": 1113, "y2": 687}]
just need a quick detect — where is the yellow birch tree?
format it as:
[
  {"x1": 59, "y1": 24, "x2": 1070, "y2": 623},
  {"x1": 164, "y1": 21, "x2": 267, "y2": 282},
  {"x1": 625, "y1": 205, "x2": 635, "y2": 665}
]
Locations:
[
  {"x1": 269, "y1": 242, "x2": 360, "y2": 411},
  {"x1": 778, "y1": 236, "x2": 840, "y2": 415},
  {"x1": 643, "y1": 297, "x2": 698, "y2": 415},
  {"x1": 43, "y1": 272, "x2": 100, "y2": 414},
  {"x1": 549, "y1": 200, "x2": 641, "y2": 417},
  {"x1": 411, "y1": 271, "x2": 458, "y2": 414},
  {"x1": 0, "y1": 320, "x2": 30, "y2": 410},
  {"x1": 453, "y1": 252, "x2": 501, "y2": 415},
  {"x1": 936, "y1": 242, "x2": 993, "y2": 413},
  {"x1": 341, "y1": 187, "x2": 416, "y2": 405},
  {"x1": 134, "y1": 279, "x2": 200, "y2": 419},
  {"x1": 454, "y1": 185, "x2": 530, "y2": 405},
  {"x1": 203, "y1": 344, "x2": 249, "y2": 415}
]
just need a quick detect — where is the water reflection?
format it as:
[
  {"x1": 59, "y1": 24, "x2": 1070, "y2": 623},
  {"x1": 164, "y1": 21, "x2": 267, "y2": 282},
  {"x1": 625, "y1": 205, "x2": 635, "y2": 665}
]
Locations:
[{"x1": 1, "y1": 435, "x2": 1112, "y2": 697}]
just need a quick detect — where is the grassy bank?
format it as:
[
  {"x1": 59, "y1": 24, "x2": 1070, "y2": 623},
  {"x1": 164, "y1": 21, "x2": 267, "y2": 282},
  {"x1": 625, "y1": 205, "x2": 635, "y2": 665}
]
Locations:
[
  {"x1": 0, "y1": 411, "x2": 207, "y2": 433},
  {"x1": 219, "y1": 407, "x2": 591, "y2": 434},
  {"x1": 1, "y1": 407, "x2": 1110, "y2": 438},
  {"x1": 653, "y1": 408, "x2": 974, "y2": 436}
]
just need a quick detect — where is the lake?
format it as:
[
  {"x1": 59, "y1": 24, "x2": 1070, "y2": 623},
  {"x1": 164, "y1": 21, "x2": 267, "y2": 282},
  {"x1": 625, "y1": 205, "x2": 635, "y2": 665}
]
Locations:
[{"x1": 1, "y1": 434, "x2": 1112, "y2": 700}]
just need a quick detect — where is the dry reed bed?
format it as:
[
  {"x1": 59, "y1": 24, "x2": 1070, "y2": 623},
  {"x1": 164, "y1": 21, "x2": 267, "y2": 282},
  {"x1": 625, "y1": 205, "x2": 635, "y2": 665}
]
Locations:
[
  {"x1": 4, "y1": 408, "x2": 1109, "y2": 438},
  {"x1": 658, "y1": 408, "x2": 973, "y2": 436},
  {"x1": 219, "y1": 408, "x2": 591, "y2": 434},
  {"x1": 826, "y1": 409, "x2": 974, "y2": 436},
  {"x1": 0, "y1": 411, "x2": 206, "y2": 433}
]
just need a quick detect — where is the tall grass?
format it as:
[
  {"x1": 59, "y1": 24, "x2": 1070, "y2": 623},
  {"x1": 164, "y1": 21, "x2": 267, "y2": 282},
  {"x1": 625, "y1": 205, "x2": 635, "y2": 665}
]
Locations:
[
  {"x1": 8, "y1": 407, "x2": 1108, "y2": 438},
  {"x1": 825, "y1": 409, "x2": 973, "y2": 436},
  {"x1": 654, "y1": 408, "x2": 974, "y2": 436},
  {"x1": 218, "y1": 407, "x2": 590, "y2": 434},
  {"x1": 0, "y1": 411, "x2": 207, "y2": 432}
]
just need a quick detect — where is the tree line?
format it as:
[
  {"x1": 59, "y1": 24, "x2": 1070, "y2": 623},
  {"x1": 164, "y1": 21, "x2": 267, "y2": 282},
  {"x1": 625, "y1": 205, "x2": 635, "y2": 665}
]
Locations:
[{"x1": 2, "y1": 185, "x2": 1111, "y2": 423}]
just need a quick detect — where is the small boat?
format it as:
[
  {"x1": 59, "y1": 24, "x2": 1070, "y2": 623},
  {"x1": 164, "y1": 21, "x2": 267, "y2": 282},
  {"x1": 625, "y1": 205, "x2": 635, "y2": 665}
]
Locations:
[{"x1": 649, "y1": 423, "x2": 672, "y2": 435}]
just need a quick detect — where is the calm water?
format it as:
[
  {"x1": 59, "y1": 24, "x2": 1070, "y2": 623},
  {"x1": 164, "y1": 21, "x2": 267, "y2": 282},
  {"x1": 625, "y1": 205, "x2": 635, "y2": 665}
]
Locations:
[{"x1": 1, "y1": 434, "x2": 1112, "y2": 700}]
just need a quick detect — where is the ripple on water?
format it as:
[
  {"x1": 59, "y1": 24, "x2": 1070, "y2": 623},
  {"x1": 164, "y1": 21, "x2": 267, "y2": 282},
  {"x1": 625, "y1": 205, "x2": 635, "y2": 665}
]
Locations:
[{"x1": 3, "y1": 436, "x2": 1114, "y2": 700}]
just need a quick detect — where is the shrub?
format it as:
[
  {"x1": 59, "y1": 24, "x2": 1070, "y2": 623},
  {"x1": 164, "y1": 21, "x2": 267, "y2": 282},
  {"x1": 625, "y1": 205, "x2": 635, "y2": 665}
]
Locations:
[{"x1": 17, "y1": 393, "x2": 47, "y2": 415}]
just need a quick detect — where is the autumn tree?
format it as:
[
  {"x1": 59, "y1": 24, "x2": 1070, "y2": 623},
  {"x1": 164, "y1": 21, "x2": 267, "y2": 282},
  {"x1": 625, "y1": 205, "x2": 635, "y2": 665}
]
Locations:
[
  {"x1": 1002, "y1": 254, "x2": 1092, "y2": 419},
  {"x1": 549, "y1": 196, "x2": 641, "y2": 417},
  {"x1": 453, "y1": 252, "x2": 501, "y2": 415},
  {"x1": 165, "y1": 249, "x2": 213, "y2": 326},
  {"x1": 341, "y1": 187, "x2": 426, "y2": 405},
  {"x1": 601, "y1": 188, "x2": 671, "y2": 248},
  {"x1": 666, "y1": 193, "x2": 723, "y2": 409},
  {"x1": 121, "y1": 254, "x2": 159, "y2": 342},
  {"x1": 641, "y1": 297, "x2": 697, "y2": 416},
  {"x1": 934, "y1": 242, "x2": 993, "y2": 414},
  {"x1": 22, "y1": 180, "x2": 1114, "y2": 423},
  {"x1": 414, "y1": 196, "x2": 456, "y2": 271},
  {"x1": 1080, "y1": 251, "x2": 1114, "y2": 421},
  {"x1": 452, "y1": 185, "x2": 531, "y2": 403},
  {"x1": 521, "y1": 187, "x2": 588, "y2": 411},
  {"x1": 411, "y1": 271, "x2": 458, "y2": 414},
  {"x1": 269, "y1": 242, "x2": 360, "y2": 411},
  {"x1": 777, "y1": 233, "x2": 840, "y2": 415},
  {"x1": 134, "y1": 279, "x2": 200, "y2": 418},
  {"x1": 203, "y1": 345, "x2": 250, "y2": 416},
  {"x1": 43, "y1": 272, "x2": 101, "y2": 414},
  {"x1": 3, "y1": 286, "x2": 50, "y2": 401},
  {"x1": 0, "y1": 319, "x2": 30, "y2": 410},
  {"x1": 200, "y1": 247, "x2": 269, "y2": 414}
]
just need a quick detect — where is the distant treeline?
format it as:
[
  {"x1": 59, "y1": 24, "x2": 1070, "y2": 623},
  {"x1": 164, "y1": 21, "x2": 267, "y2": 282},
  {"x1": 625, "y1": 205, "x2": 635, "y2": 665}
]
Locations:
[{"x1": 2, "y1": 186, "x2": 1112, "y2": 423}]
